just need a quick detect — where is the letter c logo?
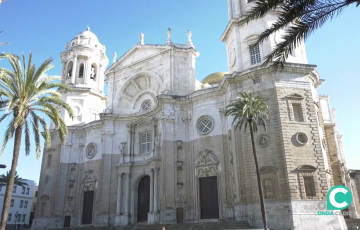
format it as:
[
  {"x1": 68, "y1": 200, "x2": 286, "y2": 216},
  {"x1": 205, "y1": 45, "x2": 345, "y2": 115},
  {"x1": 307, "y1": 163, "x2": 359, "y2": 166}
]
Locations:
[
  {"x1": 329, "y1": 187, "x2": 348, "y2": 208},
  {"x1": 327, "y1": 185, "x2": 352, "y2": 210}
]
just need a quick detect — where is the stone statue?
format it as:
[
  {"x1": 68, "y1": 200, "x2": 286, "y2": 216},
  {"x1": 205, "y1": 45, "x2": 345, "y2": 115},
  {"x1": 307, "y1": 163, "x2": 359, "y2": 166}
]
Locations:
[
  {"x1": 187, "y1": 30, "x2": 192, "y2": 43},
  {"x1": 139, "y1": 33, "x2": 144, "y2": 45},
  {"x1": 167, "y1": 28, "x2": 172, "y2": 43},
  {"x1": 112, "y1": 52, "x2": 117, "y2": 64},
  {"x1": 90, "y1": 67, "x2": 95, "y2": 79},
  {"x1": 65, "y1": 42, "x2": 68, "y2": 51}
]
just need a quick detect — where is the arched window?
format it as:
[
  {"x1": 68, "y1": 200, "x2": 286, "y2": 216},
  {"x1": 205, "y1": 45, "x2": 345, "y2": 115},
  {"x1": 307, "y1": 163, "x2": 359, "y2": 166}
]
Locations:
[
  {"x1": 90, "y1": 64, "x2": 97, "y2": 81},
  {"x1": 79, "y1": 63, "x2": 84, "y2": 78},
  {"x1": 249, "y1": 43, "x2": 261, "y2": 65},
  {"x1": 67, "y1": 61, "x2": 73, "y2": 78}
]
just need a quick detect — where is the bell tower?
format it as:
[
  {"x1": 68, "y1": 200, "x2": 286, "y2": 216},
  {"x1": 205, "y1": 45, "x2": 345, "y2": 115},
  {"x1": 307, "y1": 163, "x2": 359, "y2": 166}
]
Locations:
[
  {"x1": 221, "y1": 0, "x2": 308, "y2": 73},
  {"x1": 57, "y1": 27, "x2": 109, "y2": 126}
]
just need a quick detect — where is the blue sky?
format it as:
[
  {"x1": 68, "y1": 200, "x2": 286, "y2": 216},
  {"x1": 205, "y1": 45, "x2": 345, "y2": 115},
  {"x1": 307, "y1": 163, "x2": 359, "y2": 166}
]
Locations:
[{"x1": 0, "y1": 1, "x2": 359, "y2": 184}]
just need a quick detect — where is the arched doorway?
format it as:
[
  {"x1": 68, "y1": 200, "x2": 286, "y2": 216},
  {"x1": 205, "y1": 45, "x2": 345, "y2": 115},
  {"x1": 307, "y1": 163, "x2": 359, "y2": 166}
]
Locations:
[{"x1": 137, "y1": 175, "x2": 150, "y2": 222}]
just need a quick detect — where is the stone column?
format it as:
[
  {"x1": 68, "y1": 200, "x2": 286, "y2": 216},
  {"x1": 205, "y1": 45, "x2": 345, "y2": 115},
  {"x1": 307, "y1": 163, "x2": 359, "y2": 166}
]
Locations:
[
  {"x1": 228, "y1": 0, "x2": 233, "y2": 20},
  {"x1": 71, "y1": 55, "x2": 77, "y2": 84},
  {"x1": 116, "y1": 173, "x2": 122, "y2": 215},
  {"x1": 86, "y1": 58, "x2": 92, "y2": 85},
  {"x1": 345, "y1": 173, "x2": 360, "y2": 219},
  {"x1": 124, "y1": 173, "x2": 130, "y2": 214},
  {"x1": 61, "y1": 61, "x2": 65, "y2": 82},
  {"x1": 154, "y1": 167, "x2": 159, "y2": 213},
  {"x1": 84, "y1": 57, "x2": 88, "y2": 84},
  {"x1": 97, "y1": 64, "x2": 102, "y2": 92},
  {"x1": 149, "y1": 168, "x2": 154, "y2": 213},
  {"x1": 233, "y1": 0, "x2": 241, "y2": 18},
  {"x1": 125, "y1": 126, "x2": 132, "y2": 164}
]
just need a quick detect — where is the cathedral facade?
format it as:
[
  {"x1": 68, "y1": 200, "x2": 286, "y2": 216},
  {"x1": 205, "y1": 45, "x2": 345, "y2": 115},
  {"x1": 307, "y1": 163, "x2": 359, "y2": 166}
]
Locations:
[{"x1": 32, "y1": 1, "x2": 360, "y2": 230}]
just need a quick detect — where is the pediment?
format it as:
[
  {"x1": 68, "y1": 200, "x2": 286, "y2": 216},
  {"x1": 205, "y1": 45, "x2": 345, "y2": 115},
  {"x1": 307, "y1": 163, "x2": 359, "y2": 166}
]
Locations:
[
  {"x1": 297, "y1": 165, "x2": 317, "y2": 171},
  {"x1": 41, "y1": 195, "x2": 50, "y2": 201},
  {"x1": 286, "y1": 93, "x2": 304, "y2": 100},
  {"x1": 106, "y1": 45, "x2": 168, "y2": 73},
  {"x1": 260, "y1": 166, "x2": 278, "y2": 173},
  {"x1": 127, "y1": 117, "x2": 157, "y2": 127}
]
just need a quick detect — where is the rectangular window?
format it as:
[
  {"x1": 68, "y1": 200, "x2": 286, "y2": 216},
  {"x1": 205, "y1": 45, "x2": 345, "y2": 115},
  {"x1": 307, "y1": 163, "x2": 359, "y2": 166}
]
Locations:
[
  {"x1": 304, "y1": 176, "x2": 316, "y2": 197},
  {"x1": 140, "y1": 132, "x2": 151, "y2": 154},
  {"x1": 22, "y1": 187, "x2": 25, "y2": 194},
  {"x1": 35, "y1": 191, "x2": 38, "y2": 197},
  {"x1": 263, "y1": 179, "x2": 274, "y2": 199},
  {"x1": 24, "y1": 201, "x2": 28, "y2": 208},
  {"x1": 20, "y1": 200, "x2": 23, "y2": 208},
  {"x1": 292, "y1": 104, "x2": 303, "y2": 122},
  {"x1": 8, "y1": 213, "x2": 12, "y2": 221},
  {"x1": 22, "y1": 214, "x2": 25, "y2": 222},
  {"x1": 250, "y1": 44, "x2": 261, "y2": 65},
  {"x1": 26, "y1": 187, "x2": 30, "y2": 195},
  {"x1": 13, "y1": 186, "x2": 17, "y2": 193},
  {"x1": 10, "y1": 199, "x2": 14, "y2": 207},
  {"x1": 47, "y1": 155, "x2": 52, "y2": 167}
]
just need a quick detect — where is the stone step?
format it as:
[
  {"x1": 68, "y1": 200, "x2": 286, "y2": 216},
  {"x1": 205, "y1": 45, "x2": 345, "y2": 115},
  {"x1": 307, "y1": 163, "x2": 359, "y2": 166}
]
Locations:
[
  {"x1": 54, "y1": 221, "x2": 263, "y2": 230},
  {"x1": 345, "y1": 218, "x2": 360, "y2": 229}
]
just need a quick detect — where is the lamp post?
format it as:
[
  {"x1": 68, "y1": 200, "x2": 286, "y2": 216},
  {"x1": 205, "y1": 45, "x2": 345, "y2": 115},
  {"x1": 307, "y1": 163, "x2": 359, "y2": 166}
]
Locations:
[{"x1": 14, "y1": 212, "x2": 18, "y2": 230}]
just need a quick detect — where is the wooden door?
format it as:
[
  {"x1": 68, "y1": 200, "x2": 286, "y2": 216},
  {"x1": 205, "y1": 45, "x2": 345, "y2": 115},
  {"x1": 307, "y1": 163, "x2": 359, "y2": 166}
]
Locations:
[
  {"x1": 199, "y1": 176, "x2": 219, "y2": 219},
  {"x1": 176, "y1": 208, "x2": 184, "y2": 223},
  {"x1": 82, "y1": 191, "x2": 94, "y2": 225},
  {"x1": 63, "y1": 216, "x2": 71, "y2": 227},
  {"x1": 137, "y1": 176, "x2": 150, "y2": 222}
]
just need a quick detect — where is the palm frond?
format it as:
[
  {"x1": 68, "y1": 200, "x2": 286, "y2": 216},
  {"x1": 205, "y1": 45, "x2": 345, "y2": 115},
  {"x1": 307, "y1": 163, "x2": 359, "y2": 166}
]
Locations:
[
  {"x1": 0, "y1": 171, "x2": 28, "y2": 187},
  {"x1": 0, "y1": 52, "x2": 73, "y2": 160},
  {"x1": 24, "y1": 120, "x2": 31, "y2": 156},
  {"x1": 0, "y1": 117, "x2": 16, "y2": 155},
  {"x1": 245, "y1": 0, "x2": 354, "y2": 72},
  {"x1": 225, "y1": 92, "x2": 269, "y2": 133}
]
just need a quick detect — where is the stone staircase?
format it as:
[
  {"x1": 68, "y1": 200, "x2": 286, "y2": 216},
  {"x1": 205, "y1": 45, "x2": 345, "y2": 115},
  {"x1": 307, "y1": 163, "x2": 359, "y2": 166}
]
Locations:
[
  {"x1": 54, "y1": 221, "x2": 262, "y2": 230},
  {"x1": 345, "y1": 218, "x2": 360, "y2": 229}
]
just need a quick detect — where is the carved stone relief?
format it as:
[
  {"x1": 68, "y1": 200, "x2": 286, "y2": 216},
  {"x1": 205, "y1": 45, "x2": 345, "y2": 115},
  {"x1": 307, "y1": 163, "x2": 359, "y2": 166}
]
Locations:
[
  {"x1": 195, "y1": 149, "x2": 220, "y2": 178},
  {"x1": 82, "y1": 170, "x2": 97, "y2": 192}
]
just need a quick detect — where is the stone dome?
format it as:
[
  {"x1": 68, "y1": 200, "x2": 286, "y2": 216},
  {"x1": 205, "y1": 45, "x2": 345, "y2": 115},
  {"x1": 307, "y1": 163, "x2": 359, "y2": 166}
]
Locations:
[
  {"x1": 76, "y1": 27, "x2": 99, "y2": 42},
  {"x1": 201, "y1": 72, "x2": 228, "y2": 85}
]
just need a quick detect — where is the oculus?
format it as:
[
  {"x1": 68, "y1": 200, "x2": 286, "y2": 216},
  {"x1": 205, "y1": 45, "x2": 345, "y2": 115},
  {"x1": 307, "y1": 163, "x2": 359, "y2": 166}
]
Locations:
[
  {"x1": 197, "y1": 116, "x2": 214, "y2": 135},
  {"x1": 86, "y1": 143, "x2": 97, "y2": 159}
]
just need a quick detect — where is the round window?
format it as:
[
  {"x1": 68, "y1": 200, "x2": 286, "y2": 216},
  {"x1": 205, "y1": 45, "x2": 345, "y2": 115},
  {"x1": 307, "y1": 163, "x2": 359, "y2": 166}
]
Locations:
[
  {"x1": 197, "y1": 116, "x2": 214, "y2": 135},
  {"x1": 141, "y1": 100, "x2": 152, "y2": 111},
  {"x1": 258, "y1": 135, "x2": 269, "y2": 147},
  {"x1": 296, "y1": 132, "x2": 308, "y2": 145},
  {"x1": 86, "y1": 143, "x2": 97, "y2": 159}
]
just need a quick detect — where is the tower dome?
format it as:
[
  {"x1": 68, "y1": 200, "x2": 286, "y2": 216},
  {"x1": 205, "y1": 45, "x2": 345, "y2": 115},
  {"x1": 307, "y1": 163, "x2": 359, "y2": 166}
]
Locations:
[
  {"x1": 201, "y1": 72, "x2": 228, "y2": 85},
  {"x1": 76, "y1": 26, "x2": 99, "y2": 42}
]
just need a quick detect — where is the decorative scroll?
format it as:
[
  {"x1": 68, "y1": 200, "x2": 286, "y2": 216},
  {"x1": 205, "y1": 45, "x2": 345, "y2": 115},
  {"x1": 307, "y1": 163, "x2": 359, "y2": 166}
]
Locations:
[
  {"x1": 82, "y1": 170, "x2": 97, "y2": 192},
  {"x1": 195, "y1": 149, "x2": 220, "y2": 178}
]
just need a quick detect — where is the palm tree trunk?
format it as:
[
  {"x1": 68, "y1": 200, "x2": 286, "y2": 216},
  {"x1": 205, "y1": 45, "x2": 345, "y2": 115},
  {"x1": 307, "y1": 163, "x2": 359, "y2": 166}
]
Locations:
[
  {"x1": 0, "y1": 124, "x2": 23, "y2": 230},
  {"x1": 249, "y1": 120, "x2": 268, "y2": 230}
]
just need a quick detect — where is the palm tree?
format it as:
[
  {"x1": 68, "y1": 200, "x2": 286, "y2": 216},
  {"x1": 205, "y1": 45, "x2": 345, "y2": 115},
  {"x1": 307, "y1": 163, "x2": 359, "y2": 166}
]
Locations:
[
  {"x1": 0, "y1": 171, "x2": 28, "y2": 188},
  {"x1": 0, "y1": 52, "x2": 74, "y2": 230},
  {"x1": 225, "y1": 92, "x2": 269, "y2": 230},
  {"x1": 243, "y1": 0, "x2": 360, "y2": 72}
]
